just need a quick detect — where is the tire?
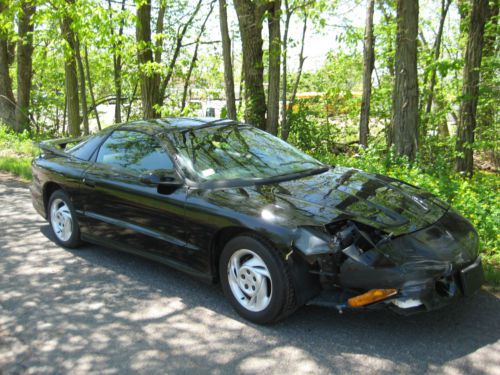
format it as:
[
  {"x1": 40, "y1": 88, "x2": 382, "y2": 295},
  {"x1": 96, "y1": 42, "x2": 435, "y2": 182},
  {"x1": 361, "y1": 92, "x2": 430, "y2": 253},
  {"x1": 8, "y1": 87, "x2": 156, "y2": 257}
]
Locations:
[
  {"x1": 47, "y1": 190, "x2": 82, "y2": 248},
  {"x1": 219, "y1": 234, "x2": 296, "y2": 324}
]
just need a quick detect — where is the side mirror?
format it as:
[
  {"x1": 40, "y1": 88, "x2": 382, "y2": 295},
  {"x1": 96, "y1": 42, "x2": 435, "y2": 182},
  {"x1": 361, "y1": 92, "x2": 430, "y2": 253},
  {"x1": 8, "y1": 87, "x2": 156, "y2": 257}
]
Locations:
[{"x1": 140, "y1": 170, "x2": 183, "y2": 188}]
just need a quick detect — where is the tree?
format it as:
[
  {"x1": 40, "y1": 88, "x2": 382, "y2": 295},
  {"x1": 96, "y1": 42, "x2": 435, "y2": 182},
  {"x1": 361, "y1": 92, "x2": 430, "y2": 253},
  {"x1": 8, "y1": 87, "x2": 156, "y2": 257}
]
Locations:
[
  {"x1": 266, "y1": 0, "x2": 281, "y2": 135},
  {"x1": 83, "y1": 45, "x2": 101, "y2": 131},
  {"x1": 108, "y1": 0, "x2": 126, "y2": 124},
  {"x1": 286, "y1": 11, "x2": 307, "y2": 136},
  {"x1": 158, "y1": 0, "x2": 203, "y2": 106},
  {"x1": 424, "y1": 0, "x2": 452, "y2": 117},
  {"x1": 15, "y1": 0, "x2": 35, "y2": 132},
  {"x1": 60, "y1": 0, "x2": 80, "y2": 137},
  {"x1": 136, "y1": 0, "x2": 157, "y2": 119},
  {"x1": 0, "y1": 1, "x2": 16, "y2": 128},
  {"x1": 181, "y1": 1, "x2": 215, "y2": 112},
  {"x1": 476, "y1": 1, "x2": 498, "y2": 145},
  {"x1": 233, "y1": 0, "x2": 269, "y2": 129},
  {"x1": 280, "y1": 0, "x2": 309, "y2": 141},
  {"x1": 391, "y1": 0, "x2": 419, "y2": 159},
  {"x1": 456, "y1": 0, "x2": 489, "y2": 175},
  {"x1": 218, "y1": 0, "x2": 237, "y2": 120},
  {"x1": 359, "y1": 0, "x2": 375, "y2": 147},
  {"x1": 75, "y1": 36, "x2": 89, "y2": 135},
  {"x1": 378, "y1": 0, "x2": 396, "y2": 78}
]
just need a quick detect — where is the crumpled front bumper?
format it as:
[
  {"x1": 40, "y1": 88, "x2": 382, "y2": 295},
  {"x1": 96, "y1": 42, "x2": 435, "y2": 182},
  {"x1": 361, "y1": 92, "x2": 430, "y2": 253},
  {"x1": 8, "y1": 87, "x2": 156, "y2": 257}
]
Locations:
[
  {"x1": 388, "y1": 256, "x2": 484, "y2": 314},
  {"x1": 306, "y1": 210, "x2": 484, "y2": 313}
]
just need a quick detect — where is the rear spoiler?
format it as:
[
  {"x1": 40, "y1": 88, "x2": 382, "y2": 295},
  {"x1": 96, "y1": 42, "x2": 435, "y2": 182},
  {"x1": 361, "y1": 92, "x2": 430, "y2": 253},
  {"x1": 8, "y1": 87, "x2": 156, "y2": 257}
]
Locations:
[{"x1": 36, "y1": 136, "x2": 86, "y2": 158}]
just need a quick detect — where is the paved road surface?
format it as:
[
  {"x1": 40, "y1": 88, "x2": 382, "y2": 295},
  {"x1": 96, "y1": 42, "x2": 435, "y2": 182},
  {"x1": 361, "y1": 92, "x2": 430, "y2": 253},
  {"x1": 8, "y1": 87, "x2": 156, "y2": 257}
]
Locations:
[{"x1": 1, "y1": 172, "x2": 499, "y2": 374}]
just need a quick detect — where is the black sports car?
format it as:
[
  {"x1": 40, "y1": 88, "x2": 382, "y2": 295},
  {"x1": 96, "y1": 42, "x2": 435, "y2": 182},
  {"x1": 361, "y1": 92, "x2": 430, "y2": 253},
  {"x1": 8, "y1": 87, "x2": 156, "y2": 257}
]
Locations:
[{"x1": 30, "y1": 117, "x2": 484, "y2": 324}]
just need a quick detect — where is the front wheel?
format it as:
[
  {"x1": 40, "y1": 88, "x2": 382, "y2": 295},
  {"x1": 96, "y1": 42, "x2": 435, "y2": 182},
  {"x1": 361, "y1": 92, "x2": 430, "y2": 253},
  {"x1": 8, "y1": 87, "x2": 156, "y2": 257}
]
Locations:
[
  {"x1": 219, "y1": 235, "x2": 296, "y2": 324},
  {"x1": 48, "y1": 190, "x2": 82, "y2": 248}
]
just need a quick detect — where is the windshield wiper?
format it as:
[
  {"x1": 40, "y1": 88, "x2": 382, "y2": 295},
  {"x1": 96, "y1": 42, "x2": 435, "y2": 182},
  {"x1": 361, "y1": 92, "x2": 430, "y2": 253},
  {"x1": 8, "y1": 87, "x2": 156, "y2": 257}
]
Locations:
[
  {"x1": 255, "y1": 165, "x2": 330, "y2": 185},
  {"x1": 278, "y1": 160, "x2": 324, "y2": 167}
]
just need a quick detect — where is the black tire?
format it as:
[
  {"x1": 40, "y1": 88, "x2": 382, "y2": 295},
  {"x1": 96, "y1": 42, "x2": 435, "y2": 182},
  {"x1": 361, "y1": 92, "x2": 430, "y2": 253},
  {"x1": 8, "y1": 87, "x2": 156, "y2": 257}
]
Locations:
[
  {"x1": 219, "y1": 234, "x2": 297, "y2": 324},
  {"x1": 47, "y1": 190, "x2": 82, "y2": 248}
]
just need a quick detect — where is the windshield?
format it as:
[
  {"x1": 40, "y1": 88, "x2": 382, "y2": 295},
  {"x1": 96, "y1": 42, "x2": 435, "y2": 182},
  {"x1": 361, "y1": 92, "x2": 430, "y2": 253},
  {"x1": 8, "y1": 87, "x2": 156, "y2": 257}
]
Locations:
[{"x1": 170, "y1": 125, "x2": 324, "y2": 181}]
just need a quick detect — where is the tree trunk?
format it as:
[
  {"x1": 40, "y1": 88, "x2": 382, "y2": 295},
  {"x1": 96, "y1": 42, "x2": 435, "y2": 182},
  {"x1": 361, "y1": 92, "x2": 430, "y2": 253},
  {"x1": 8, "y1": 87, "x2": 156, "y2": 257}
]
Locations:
[
  {"x1": 455, "y1": 0, "x2": 489, "y2": 175},
  {"x1": 61, "y1": 5, "x2": 80, "y2": 137},
  {"x1": 283, "y1": 11, "x2": 307, "y2": 141},
  {"x1": 136, "y1": 0, "x2": 157, "y2": 119},
  {"x1": 84, "y1": 45, "x2": 101, "y2": 131},
  {"x1": 238, "y1": 54, "x2": 244, "y2": 111},
  {"x1": 126, "y1": 80, "x2": 139, "y2": 122},
  {"x1": 181, "y1": 2, "x2": 214, "y2": 112},
  {"x1": 113, "y1": 53, "x2": 122, "y2": 123},
  {"x1": 159, "y1": 0, "x2": 203, "y2": 103},
  {"x1": 359, "y1": 0, "x2": 375, "y2": 147},
  {"x1": 0, "y1": 2, "x2": 16, "y2": 128},
  {"x1": 75, "y1": 36, "x2": 89, "y2": 135},
  {"x1": 152, "y1": 1, "x2": 166, "y2": 111},
  {"x1": 108, "y1": 0, "x2": 126, "y2": 123},
  {"x1": 15, "y1": 1, "x2": 35, "y2": 132},
  {"x1": 391, "y1": 0, "x2": 419, "y2": 160},
  {"x1": 379, "y1": 1, "x2": 395, "y2": 77},
  {"x1": 289, "y1": 13, "x2": 307, "y2": 113},
  {"x1": 62, "y1": 94, "x2": 67, "y2": 135},
  {"x1": 233, "y1": 0, "x2": 268, "y2": 130},
  {"x1": 266, "y1": 0, "x2": 281, "y2": 135},
  {"x1": 477, "y1": 2, "x2": 498, "y2": 141},
  {"x1": 219, "y1": 0, "x2": 237, "y2": 120},
  {"x1": 280, "y1": 0, "x2": 292, "y2": 140},
  {"x1": 425, "y1": 0, "x2": 452, "y2": 115}
]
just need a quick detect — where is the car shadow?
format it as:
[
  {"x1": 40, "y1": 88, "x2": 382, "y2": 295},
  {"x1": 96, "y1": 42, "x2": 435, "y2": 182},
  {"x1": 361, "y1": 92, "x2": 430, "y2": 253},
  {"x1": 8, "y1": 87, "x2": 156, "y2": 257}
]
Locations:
[{"x1": 34, "y1": 224, "x2": 500, "y2": 373}]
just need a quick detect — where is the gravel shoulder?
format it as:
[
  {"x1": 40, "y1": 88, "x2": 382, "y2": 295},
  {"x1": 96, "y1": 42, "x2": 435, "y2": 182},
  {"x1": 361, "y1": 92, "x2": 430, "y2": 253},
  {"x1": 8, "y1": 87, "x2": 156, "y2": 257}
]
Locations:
[{"x1": 1, "y1": 172, "x2": 499, "y2": 374}]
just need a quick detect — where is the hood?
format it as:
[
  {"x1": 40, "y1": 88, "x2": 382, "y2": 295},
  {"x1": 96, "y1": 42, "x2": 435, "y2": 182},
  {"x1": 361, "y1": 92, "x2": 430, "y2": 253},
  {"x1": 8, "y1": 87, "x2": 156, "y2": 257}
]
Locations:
[{"x1": 201, "y1": 167, "x2": 448, "y2": 236}]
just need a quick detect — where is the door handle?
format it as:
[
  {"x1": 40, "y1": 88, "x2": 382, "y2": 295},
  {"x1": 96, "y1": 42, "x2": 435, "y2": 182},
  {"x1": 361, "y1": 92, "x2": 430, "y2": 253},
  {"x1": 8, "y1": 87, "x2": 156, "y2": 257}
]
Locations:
[{"x1": 83, "y1": 177, "x2": 96, "y2": 188}]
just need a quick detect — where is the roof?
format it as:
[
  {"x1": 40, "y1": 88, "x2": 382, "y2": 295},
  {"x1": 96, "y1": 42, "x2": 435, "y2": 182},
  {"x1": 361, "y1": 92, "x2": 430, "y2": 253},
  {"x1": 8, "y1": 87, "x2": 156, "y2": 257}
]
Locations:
[{"x1": 117, "y1": 117, "x2": 237, "y2": 135}]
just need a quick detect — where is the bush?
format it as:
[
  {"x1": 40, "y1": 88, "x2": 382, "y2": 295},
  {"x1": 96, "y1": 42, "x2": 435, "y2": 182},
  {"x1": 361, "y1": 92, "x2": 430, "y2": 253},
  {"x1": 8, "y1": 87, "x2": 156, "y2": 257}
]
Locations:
[
  {"x1": 0, "y1": 124, "x2": 40, "y2": 180},
  {"x1": 0, "y1": 125, "x2": 37, "y2": 157}
]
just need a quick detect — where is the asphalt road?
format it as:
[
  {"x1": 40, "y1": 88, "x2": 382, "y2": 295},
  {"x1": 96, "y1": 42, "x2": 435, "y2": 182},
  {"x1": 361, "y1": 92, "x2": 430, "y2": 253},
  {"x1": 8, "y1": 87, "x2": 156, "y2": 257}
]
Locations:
[{"x1": 1, "y1": 172, "x2": 499, "y2": 375}]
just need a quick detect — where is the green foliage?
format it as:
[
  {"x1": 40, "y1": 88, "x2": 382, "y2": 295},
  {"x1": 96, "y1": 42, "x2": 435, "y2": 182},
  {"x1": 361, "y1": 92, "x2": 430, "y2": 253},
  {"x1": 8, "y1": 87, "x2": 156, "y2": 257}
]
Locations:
[
  {"x1": 0, "y1": 157, "x2": 32, "y2": 180},
  {"x1": 0, "y1": 124, "x2": 37, "y2": 180},
  {"x1": 0, "y1": 125, "x2": 37, "y2": 157}
]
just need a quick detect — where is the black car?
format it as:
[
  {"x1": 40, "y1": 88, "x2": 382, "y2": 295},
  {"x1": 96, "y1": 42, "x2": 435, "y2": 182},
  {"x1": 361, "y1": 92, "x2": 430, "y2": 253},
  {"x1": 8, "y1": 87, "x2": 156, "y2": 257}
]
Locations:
[{"x1": 30, "y1": 117, "x2": 484, "y2": 324}]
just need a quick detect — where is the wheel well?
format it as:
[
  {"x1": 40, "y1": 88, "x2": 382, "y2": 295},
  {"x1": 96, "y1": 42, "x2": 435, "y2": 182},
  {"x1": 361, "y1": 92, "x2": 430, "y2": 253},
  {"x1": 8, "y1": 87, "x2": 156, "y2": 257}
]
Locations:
[
  {"x1": 210, "y1": 226, "x2": 254, "y2": 282},
  {"x1": 43, "y1": 182, "x2": 63, "y2": 216}
]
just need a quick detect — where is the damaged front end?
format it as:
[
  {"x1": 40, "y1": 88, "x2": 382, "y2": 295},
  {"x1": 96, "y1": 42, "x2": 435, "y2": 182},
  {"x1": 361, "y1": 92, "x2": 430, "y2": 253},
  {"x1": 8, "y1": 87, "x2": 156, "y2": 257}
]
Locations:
[{"x1": 292, "y1": 209, "x2": 484, "y2": 314}]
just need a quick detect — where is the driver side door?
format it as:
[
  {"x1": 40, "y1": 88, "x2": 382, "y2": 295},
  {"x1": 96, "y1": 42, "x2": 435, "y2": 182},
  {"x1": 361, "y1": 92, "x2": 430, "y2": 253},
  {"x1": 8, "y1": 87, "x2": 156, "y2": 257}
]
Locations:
[{"x1": 80, "y1": 130, "x2": 195, "y2": 267}]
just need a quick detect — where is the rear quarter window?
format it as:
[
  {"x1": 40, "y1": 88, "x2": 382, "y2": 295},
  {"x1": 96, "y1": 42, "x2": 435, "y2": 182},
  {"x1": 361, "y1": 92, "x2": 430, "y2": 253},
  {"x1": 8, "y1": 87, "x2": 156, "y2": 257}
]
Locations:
[{"x1": 66, "y1": 134, "x2": 107, "y2": 161}]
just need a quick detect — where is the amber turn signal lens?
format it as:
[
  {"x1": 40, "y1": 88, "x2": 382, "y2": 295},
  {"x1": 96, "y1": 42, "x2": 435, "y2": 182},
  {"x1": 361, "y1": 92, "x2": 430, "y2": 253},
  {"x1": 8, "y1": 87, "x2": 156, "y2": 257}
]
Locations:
[{"x1": 347, "y1": 288, "x2": 398, "y2": 307}]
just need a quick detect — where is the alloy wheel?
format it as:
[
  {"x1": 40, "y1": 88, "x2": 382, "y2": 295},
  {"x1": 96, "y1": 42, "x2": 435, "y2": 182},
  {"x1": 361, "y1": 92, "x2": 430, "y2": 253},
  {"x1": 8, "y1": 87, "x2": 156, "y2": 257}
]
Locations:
[
  {"x1": 50, "y1": 198, "x2": 73, "y2": 242},
  {"x1": 227, "y1": 249, "x2": 273, "y2": 312}
]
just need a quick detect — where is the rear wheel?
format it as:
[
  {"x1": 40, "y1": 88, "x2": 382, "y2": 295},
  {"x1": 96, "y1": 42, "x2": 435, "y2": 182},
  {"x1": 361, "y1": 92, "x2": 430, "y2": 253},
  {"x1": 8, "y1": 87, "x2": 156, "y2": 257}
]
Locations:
[
  {"x1": 48, "y1": 190, "x2": 82, "y2": 248},
  {"x1": 219, "y1": 235, "x2": 296, "y2": 324}
]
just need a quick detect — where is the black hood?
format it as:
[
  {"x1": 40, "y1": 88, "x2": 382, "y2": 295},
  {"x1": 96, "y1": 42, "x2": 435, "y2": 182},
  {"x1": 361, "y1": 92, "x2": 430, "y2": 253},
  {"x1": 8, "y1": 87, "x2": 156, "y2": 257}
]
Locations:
[{"x1": 203, "y1": 166, "x2": 448, "y2": 236}]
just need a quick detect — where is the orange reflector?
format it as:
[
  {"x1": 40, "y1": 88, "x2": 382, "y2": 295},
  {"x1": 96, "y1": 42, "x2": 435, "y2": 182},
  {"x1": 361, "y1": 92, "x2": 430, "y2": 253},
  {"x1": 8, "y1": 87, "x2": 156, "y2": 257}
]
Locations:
[{"x1": 347, "y1": 288, "x2": 398, "y2": 307}]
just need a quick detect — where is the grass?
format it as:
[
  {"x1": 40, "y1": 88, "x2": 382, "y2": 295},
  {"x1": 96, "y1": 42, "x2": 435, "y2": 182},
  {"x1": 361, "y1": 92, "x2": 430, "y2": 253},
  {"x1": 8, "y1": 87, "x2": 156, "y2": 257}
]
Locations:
[
  {"x1": 0, "y1": 156, "x2": 32, "y2": 180},
  {"x1": 0, "y1": 124, "x2": 40, "y2": 180}
]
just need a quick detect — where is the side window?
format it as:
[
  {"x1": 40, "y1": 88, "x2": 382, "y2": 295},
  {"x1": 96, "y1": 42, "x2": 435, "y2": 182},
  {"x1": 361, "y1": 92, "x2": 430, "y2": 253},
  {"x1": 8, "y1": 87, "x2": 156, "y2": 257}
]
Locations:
[{"x1": 96, "y1": 130, "x2": 174, "y2": 173}]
